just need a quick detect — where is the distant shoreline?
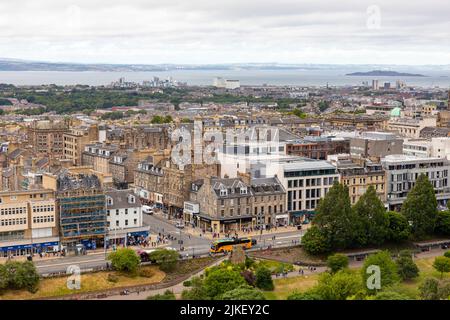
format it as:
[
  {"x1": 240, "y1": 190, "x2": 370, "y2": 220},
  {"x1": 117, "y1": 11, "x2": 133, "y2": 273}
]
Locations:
[{"x1": 346, "y1": 70, "x2": 426, "y2": 77}]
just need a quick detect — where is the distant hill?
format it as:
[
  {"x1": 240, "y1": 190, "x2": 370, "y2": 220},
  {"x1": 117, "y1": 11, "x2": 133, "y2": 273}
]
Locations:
[{"x1": 346, "y1": 70, "x2": 426, "y2": 77}]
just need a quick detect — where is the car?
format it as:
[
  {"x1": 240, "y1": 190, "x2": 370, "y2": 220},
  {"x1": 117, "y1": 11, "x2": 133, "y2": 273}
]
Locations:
[
  {"x1": 175, "y1": 222, "x2": 185, "y2": 229},
  {"x1": 142, "y1": 205, "x2": 154, "y2": 215}
]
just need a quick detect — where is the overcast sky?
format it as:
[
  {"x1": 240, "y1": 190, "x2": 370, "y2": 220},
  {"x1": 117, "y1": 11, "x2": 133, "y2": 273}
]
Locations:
[{"x1": 0, "y1": 0, "x2": 449, "y2": 65}]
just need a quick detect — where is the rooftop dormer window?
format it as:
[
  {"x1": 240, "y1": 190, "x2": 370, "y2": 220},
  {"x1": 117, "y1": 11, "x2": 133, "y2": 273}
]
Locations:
[
  {"x1": 220, "y1": 189, "x2": 227, "y2": 196},
  {"x1": 106, "y1": 196, "x2": 113, "y2": 205}
]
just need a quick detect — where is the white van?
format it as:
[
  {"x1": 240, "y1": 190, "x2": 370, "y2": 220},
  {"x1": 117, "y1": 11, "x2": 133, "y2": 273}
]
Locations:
[{"x1": 142, "y1": 205, "x2": 154, "y2": 215}]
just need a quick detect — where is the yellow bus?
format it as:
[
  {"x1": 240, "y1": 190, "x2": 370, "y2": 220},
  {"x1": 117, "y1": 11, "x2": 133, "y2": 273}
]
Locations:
[{"x1": 210, "y1": 237, "x2": 256, "y2": 254}]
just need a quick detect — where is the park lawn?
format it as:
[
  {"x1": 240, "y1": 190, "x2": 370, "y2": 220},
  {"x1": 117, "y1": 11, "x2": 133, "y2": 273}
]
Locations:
[
  {"x1": 255, "y1": 259, "x2": 294, "y2": 273},
  {"x1": 394, "y1": 256, "x2": 450, "y2": 299},
  {"x1": 263, "y1": 256, "x2": 450, "y2": 300},
  {"x1": 0, "y1": 266, "x2": 165, "y2": 300},
  {"x1": 263, "y1": 274, "x2": 320, "y2": 300}
]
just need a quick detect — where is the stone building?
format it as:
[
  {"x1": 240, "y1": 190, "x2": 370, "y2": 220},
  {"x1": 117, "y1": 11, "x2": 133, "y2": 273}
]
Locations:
[{"x1": 27, "y1": 120, "x2": 69, "y2": 157}]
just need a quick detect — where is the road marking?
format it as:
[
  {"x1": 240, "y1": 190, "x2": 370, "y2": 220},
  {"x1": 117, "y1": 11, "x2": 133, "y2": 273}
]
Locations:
[
  {"x1": 270, "y1": 234, "x2": 302, "y2": 240},
  {"x1": 36, "y1": 257, "x2": 105, "y2": 268}
]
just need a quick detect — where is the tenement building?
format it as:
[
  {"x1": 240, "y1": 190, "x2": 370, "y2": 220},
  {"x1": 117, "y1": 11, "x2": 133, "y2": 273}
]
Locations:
[
  {"x1": 27, "y1": 120, "x2": 69, "y2": 157},
  {"x1": 0, "y1": 189, "x2": 58, "y2": 257}
]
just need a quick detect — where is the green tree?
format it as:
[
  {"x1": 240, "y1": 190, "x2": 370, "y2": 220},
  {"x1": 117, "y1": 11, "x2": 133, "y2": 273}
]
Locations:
[
  {"x1": 314, "y1": 182, "x2": 355, "y2": 250},
  {"x1": 291, "y1": 108, "x2": 307, "y2": 119},
  {"x1": 151, "y1": 115, "x2": 163, "y2": 124},
  {"x1": 385, "y1": 211, "x2": 411, "y2": 242},
  {"x1": 318, "y1": 101, "x2": 330, "y2": 112},
  {"x1": 181, "y1": 276, "x2": 210, "y2": 300},
  {"x1": 401, "y1": 174, "x2": 437, "y2": 239},
  {"x1": 203, "y1": 267, "x2": 246, "y2": 299},
  {"x1": 221, "y1": 285, "x2": 266, "y2": 300},
  {"x1": 361, "y1": 251, "x2": 399, "y2": 293},
  {"x1": 301, "y1": 225, "x2": 330, "y2": 255},
  {"x1": 149, "y1": 249, "x2": 179, "y2": 272},
  {"x1": 255, "y1": 266, "x2": 274, "y2": 291},
  {"x1": 4, "y1": 261, "x2": 40, "y2": 293},
  {"x1": 436, "y1": 210, "x2": 450, "y2": 235},
  {"x1": 396, "y1": 250, "x2": 419, "y2": 281},
  {"x1": 326, "y1": 253, "x2": 349, "y2": 273},
  {"x1": 108, "y1": 248, "x2": 141, "y2": 274},
  {"x1": 353, "y1": 186, "x2": 389, "y2": 247},
  {"x1": 0, "y1": 264, "x2": 7, "y2": 291},
  {"x1": 444, "y1": 251, "x2": 450, "y2": 259},
  {"x1": 433, "y1": 256, "x2": 450, "y2": 278},
  {"x1": 314, "y1": 270, "x2": 363, "y2": 300},
  {"x1": 419, "y1": 277, "x2": 440, "y2": 300}
]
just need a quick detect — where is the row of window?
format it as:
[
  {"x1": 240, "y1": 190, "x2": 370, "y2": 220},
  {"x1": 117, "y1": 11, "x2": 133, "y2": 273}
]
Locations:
[
  {"x1": 32, "y1": 215, "x2": 55, "y2": 224},
  {"x1": 107, "y1": 209, "x2": 138, "y2": 216},
  {"x1": 343, "y1": 175, "x2": 383, "y2": 185},
  {"x1": 0, "y1": 218, "x2": 27, "y2": 227},
  {"x1": 32, "y1": 205, "x2": 55, "y2": 213},
  {"x1": 287, "y1": 177, "x2": 337, "y2": 189},
  {"x1": 288, "y1": 199, "x2": 318, "y2": 211},
  {"x1": 107, "y1": 219, "x2": 138, "y2": 227},
  {"x1": 0, "y1": 207, "x2": 26, "y2": 215}
]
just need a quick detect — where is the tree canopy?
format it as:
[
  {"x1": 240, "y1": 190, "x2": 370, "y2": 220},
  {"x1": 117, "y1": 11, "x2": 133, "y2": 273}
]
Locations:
[{"x1": 401, "y1": 174, "x2": 437, "y2": 239}]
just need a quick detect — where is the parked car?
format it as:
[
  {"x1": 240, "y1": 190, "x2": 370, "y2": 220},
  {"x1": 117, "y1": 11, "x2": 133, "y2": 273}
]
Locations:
[
  {"x1": 175, "y1": 222, "x2": 185, "y2": 229},
  {"x1": 142, "y1": 205, "x2": 154, "y2": 215}
]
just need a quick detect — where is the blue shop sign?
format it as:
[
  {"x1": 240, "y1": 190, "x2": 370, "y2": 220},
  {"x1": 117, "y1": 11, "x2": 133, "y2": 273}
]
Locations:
[{"x1": 0, "y1": 241, "x2": 59, "y2": 252}]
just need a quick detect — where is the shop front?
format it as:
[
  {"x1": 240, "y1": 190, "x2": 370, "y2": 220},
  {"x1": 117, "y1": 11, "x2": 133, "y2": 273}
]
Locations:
[
  {"x1": 183, "y1": 201, "x2": 200, "y2": 227},
  {"x1": 106, "y1": 226, "x2": 151, "y2": 247},
  {"x1": 0, "y1": 238, "x2": 60, "y2": 258},
  {"x1": 290, "y1": 210, "x2": 314, "y2": 225},
  {"x1": 197, "y1": 215, "x2": 254, "y2": 234},
  {"x1": 275, "y1": 213, "x2": 290, "y2": 226}
]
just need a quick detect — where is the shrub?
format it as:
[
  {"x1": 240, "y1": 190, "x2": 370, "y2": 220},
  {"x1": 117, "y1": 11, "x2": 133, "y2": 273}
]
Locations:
[
  {"x1": 107, "y1": 274, "x2": 119, "y2": 283},
  {"x1": 221, "y1": 285, "x2": 266, "y2": 300},
  {"x1": 147, "y1": 289, "x2": 176, "y2": 300},
  {"x1": 183, "y1": 280, "x2": 192, "y2": 287},
  {"x1": 396, "y1": 250, "x2": 419, "y2": 281},
  {"x1": 326, "y1": 253, "x2": 349, "y2": 273},
  {"x1": 149, "y1": 249, "x2": 179, "y2": 272},
  {"x1": 361, "y1": 251, "x2": 399, "y2": 293},
  {"x1": 419, "y1": 277, "x2": 440, "y2": 300},
  {"x1": 240, "y1": 270, "x2": 256, "y2": 287},
  {"x1": 374, "y1": 291, "x2": 411, "y2": 300},
  {"x1": 138, "y1": 268, "x2": 154, "y2": 278},
  {"x1": 255, "y1": 266, "x2": 274, "y2": 291},
  {"x1": 108, "y1": 248, "x2": 141, "y2": 274},
  {"x1": 287, "y1": 291, "x2": 322, "y2": 300}
]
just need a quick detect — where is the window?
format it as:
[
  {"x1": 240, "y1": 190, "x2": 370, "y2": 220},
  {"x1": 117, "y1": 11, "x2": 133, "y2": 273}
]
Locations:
[
  {"x1": 134, "y1": 218, "x2": 137, "y2": 225},
  {"x1": 125, "y1": 220, "x2": 128, "y2": 226}
]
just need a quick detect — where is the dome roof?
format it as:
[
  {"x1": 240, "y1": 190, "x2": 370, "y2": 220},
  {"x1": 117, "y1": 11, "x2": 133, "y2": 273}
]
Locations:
[{"x1": 390, "y1": 107, "x2": 401, "y2": 117}]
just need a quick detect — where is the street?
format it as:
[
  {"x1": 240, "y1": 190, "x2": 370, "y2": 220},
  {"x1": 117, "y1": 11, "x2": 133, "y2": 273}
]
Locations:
[{"x1": 32, "y1": 213, "x2": 305, "y2": 275}]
